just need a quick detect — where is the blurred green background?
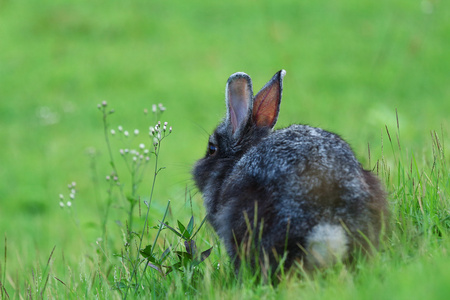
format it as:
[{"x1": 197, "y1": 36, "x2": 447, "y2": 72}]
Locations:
[{"x1": 1, "y1": 0, "x2": 449, "y2": 270}]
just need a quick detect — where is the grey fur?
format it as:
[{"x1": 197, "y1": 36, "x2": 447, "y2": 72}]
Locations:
[{"x1": 192, "y1": 70, "x2": 387, "y2": 273}]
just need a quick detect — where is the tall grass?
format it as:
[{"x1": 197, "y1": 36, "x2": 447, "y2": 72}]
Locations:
[{"x1": 1, "y1": 106, "x2": 449, "y2": 299}]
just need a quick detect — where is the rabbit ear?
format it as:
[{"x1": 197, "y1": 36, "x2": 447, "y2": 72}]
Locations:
[
  {"x1": 252, "y1": 70, "x2": 286, "y2": 128},
  {"x1": 226, "y1": 72, "x2": 254, "y2": 135}
]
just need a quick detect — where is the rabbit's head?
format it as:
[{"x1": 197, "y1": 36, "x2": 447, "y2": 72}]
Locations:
[{"x1": 193, "y1": 70, "x2": 285, "y2": 197}]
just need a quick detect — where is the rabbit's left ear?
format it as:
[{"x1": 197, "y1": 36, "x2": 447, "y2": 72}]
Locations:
[{"x1": 253, "y1": 70, "x2": 285, "y2": 128}]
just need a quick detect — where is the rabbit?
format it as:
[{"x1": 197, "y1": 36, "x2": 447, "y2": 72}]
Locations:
[{"x1": 192, "y1": 70, "x2": 387, "y2": 273}]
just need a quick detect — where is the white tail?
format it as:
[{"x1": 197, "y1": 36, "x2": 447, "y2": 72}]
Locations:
[{"x1": 305, "y1": 224, "x2": 348, "y2": 268}]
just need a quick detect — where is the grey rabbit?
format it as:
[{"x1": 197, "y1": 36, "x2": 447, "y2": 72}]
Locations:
[{"x1": 193, "y1": 70, "x2": 387, "y2": 273}]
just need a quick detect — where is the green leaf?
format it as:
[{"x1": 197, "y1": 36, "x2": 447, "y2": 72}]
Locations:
[
  {"x1": 177, "y1": 220, "x2": 191, "y2": 240},
  {"x1": 187, "y1": 216, "x2": 194, "y2": 234},
  {"x1": 151, "y1": 221, "x2": 169, "y2": 230},
  {"x1": 140, "y1": 244, "x2": 155, "y2": 261},
  {"x1": 160, "y1": 247, "x2": 171, "y2": 263},
  {"x1": 175, "y1": 251, "x2": 193, "y2": 262},
  {"x1": 166, "y1": 262, "x2": 182, "y2": 275},
  {"x1": 140, "y1": 244, "x2": 152, "y2": 257},
  {"x1": 161, "y1": 222, "x2": 183, "y2": 238}
]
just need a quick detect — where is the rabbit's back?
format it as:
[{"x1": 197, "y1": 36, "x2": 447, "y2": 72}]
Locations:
[
  {"x1": 235, "y1": 125, "x2": 366, "y2": 204},
  {"x1": 221, "y1": 125, "x2": 383, "y2": 269}
]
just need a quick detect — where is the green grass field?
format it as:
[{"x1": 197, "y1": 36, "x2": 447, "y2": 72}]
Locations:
[{"x1": 1, "y1": 0, "x2": 449, "y2": 298}]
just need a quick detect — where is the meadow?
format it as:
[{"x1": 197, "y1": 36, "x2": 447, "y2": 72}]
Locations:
[{"x1": 0, "y1": 0, "x2": 449, "y2": 298}]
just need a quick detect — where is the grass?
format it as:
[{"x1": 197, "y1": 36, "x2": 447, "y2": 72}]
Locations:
[{"x1": 1, "y1": 0, "x2": 449, "y2": 298}]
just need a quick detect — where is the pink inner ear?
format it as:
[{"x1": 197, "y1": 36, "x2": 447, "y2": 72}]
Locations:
[{"x1": 253, "y1": 81, "x2": 280, "y2": 128}]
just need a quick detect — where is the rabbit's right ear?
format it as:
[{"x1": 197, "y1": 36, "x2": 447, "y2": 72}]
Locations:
[{"x1": 225, "y1": 72, "x2": 254, "y2": 136}]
